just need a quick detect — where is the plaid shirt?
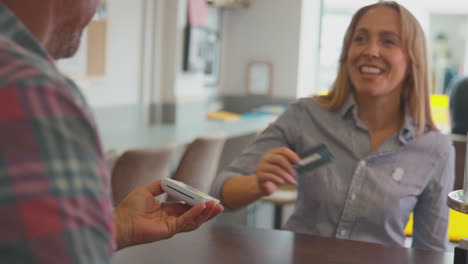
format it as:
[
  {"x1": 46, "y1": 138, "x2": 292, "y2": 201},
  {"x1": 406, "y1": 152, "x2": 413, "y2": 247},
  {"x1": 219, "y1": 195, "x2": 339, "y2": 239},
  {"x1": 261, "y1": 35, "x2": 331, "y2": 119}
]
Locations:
[{"x1": 0, "y1": 4, "x2": 115, "y2": 264}]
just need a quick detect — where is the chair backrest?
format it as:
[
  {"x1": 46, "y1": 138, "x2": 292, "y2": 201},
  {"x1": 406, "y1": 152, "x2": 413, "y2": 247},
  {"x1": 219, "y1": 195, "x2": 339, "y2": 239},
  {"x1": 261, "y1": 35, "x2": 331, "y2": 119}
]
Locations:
[
  {"x1": 170, "y1": 134, "x2": 226, "y2": 200},
  {"x1": 453, "y1": 135, "x2": 466, "y2": 191},
  {"x1": 104, "y1": 149, "x2": 119, "y2": 173},
  {"x1": 216, "y1": 132, "x2": 257, "y2": 175},
  {"x1": 449, "y1": 77, "x2": 468, "y2": 134},
  {"x1": 111, "y1": 145, "x2": 177, "y2": 205}
]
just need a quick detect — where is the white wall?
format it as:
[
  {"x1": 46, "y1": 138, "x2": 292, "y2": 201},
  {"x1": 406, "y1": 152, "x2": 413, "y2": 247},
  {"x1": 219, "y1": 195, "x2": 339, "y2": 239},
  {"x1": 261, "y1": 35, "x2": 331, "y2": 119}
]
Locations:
[
  {"x1": 141, "y1": 0, "x2": 221, "y2": 106},
  {"x1": 83, "y1": 0, "x2": 144, "y2": 107},
  {"x1": 220, "y1": 0, "x2": 303, "y2": 98},
  {"x1": 297, "y1": 0, "x2": 322, "y2": 98},
  {"x1": 173, "y1": 0, "x2": 210, "y2": 100},
  {"x1": 429, "y1": 15, "x2": 467, "y2": 68},
  {"x1": 59, "y1": 0, "x2": 221, "y2": 110},
  {"x1": 401, "y1": 0, "x2": 468, "y2": 14}
]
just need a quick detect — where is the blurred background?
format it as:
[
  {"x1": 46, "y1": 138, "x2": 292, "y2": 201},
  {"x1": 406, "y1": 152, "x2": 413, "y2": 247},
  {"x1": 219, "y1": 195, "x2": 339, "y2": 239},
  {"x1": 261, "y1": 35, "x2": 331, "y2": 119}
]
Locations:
[
  {"x1": 58, "y1": 0, "x2": 468, "y2": 133},
  {"x1": 57, "y1": 0, "x2": 468, "y2": 246}
]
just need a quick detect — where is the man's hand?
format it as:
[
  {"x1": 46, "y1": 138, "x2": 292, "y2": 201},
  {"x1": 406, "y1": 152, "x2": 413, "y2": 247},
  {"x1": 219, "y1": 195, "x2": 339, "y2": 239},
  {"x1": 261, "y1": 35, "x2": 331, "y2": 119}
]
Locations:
[{"x1": 115, "y1": 180, "x2": 223, "y2": 250}]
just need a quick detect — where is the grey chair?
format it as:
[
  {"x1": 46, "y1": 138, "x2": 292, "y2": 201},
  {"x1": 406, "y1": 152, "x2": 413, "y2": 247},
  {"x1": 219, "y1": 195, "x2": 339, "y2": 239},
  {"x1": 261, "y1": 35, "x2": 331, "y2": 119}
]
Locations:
[
  {"x1": 111, "y1": 145, "x2": 177, "y2": 205},
  {"x1": 168, "y1": 134, "x2": 226, "y2": 202},
  {"x1": 104, "y1": 149, "x2": 119, "y2": 173},
  {"x1": 449, "y1": 77, "x2": 468, "y2": 135},
  {"x1": 453, "y1": 135, "x2": 466, "y2": 191}
]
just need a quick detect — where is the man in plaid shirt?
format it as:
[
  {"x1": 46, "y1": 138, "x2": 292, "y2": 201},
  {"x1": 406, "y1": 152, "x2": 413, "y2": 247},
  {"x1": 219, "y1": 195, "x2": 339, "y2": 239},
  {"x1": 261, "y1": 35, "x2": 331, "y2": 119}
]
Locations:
[{"x1": 0, "y1": 0, "x2": 223, "y2": 263}]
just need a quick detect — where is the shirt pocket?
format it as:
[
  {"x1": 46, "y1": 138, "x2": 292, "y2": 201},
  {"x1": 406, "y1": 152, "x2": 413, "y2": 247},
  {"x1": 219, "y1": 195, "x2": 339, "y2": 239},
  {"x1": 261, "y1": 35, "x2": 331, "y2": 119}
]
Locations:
[
  {"x1": 387, "y1": 165, "x2": 430, "y2": 196},
  {"x1": 379, "y1": 164, "x2": 430, "y2": 217}
]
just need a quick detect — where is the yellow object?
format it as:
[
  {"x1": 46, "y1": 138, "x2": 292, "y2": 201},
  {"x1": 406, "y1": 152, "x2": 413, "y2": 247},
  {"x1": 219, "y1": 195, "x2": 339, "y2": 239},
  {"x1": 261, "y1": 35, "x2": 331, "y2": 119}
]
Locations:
[
  {"x1": 206, "y1": 111, "x2": 240, "y2": 122},
  {"x1": 404, "y1": 209, "x2": 468, "y2": 242},
  {"x1": 430, "y1": 94, "x2": 450, "y2": 128},
  {"x1": 430, "y1": 94, "x2": 450, "y2": 107}
]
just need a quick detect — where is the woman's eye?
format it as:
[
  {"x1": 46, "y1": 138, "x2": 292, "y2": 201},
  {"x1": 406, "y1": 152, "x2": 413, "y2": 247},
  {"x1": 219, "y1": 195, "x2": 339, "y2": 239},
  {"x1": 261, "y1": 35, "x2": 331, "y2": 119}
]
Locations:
[{"x1": 354, "y1": 36, "x2": 366, "y2": 43}]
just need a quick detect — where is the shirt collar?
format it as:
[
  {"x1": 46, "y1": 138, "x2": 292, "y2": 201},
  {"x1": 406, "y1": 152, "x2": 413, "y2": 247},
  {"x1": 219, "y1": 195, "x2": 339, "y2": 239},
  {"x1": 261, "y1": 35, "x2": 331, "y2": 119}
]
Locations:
[
  {"x1": 0, "y1": 3, "x2": 52, "y2": 62},
  {"x1": 338, "y1": 93, "x2": 356, "y2": 119},
  {"x1": 338, "y1": 93, "x2": 417, "y2": 144},
  {"x1": 397, "y1": 104, "x2": 417, "y2": 144}
]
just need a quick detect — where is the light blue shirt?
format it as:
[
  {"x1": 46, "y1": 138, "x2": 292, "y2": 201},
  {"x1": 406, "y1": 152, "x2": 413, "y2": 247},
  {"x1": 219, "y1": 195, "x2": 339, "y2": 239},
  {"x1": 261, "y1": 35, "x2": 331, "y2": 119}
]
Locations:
[{"x1": 213, "y1": 95, "x2": 454, "y2": 251}]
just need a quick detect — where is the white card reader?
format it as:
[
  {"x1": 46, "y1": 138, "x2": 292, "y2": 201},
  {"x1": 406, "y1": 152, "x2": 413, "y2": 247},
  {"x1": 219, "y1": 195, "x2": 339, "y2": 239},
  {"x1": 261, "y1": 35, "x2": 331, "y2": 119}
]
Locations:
[{"x1": 162, "y1": 178, "x2": 220, "y2": 206}]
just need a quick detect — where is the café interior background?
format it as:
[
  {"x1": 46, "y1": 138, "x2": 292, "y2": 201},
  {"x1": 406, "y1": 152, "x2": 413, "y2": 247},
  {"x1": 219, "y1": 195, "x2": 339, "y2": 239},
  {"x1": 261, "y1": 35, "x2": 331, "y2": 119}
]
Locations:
[{"x1": 58, "y1": 0, "x2": 468, "y2": 130}]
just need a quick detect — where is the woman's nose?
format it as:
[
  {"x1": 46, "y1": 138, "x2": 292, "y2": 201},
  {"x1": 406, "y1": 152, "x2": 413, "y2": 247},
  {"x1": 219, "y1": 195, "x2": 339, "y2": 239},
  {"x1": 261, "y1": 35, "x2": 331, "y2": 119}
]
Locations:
[{"x1": 362, "y1": 41, "x2": 379, "y2": 58}]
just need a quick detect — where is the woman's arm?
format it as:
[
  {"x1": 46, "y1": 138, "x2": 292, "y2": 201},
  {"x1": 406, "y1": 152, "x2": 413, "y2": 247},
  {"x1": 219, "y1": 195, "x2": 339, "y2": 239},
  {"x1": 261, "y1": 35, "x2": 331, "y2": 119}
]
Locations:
[
  {"x1": 213, "y1": 102, "x2": 303, "y2": 210},
  {"x1": 412, "y1": 144, "x2": 455, "y2": 251},
  {"x1": 221, "y1": 148, "x2": 300, "y2": 209},
  {"x1": 221, "y1": 175, "x2": 263, "y2": 209}
]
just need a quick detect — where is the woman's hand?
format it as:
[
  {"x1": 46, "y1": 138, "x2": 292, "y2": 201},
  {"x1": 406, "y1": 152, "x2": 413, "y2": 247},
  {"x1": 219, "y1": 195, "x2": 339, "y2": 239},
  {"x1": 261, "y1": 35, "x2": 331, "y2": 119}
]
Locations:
[
  {"x1": 255, "y1": 147, "x2": 301, "y2": 195},
  {"x1": 115, "y1": 180, "x2": 223, "y2": 250}
]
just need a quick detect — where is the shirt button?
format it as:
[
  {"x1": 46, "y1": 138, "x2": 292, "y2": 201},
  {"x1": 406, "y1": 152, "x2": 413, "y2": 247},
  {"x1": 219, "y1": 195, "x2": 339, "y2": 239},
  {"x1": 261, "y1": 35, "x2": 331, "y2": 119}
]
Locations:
[
  {"x1": 392, "y1": 168, "x2": 404, "y2": 182},
  {"x1": 350, "y1": 193, "x2": 356, "y2": 201},
  {"x1": 340, "y1": 229, "x2": 348, "y2": 236}
]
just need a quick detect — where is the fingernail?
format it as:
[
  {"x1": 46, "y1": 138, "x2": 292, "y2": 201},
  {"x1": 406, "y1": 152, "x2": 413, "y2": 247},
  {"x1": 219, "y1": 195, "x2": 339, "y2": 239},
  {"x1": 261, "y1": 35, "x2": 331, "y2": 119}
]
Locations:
[{"x1": 290, "y1": 178, "x2": 297, "y2": 185}]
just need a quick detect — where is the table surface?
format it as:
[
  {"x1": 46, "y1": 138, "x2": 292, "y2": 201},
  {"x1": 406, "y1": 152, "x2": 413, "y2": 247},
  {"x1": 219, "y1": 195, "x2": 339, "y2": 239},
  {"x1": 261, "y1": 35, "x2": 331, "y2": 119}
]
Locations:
[
  {"x1": 112, "y1": 223, "x2": 454, "y2": 264},
  {"x1": 100, "y1": 116, "x2": 274, "y2": 152}
]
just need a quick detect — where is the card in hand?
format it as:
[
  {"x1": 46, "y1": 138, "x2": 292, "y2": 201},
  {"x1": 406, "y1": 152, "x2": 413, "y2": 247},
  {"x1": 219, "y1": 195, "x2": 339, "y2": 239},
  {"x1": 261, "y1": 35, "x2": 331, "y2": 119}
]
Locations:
[{"x1": 295, "y1": 144, "x2": 334, "y2": 174}]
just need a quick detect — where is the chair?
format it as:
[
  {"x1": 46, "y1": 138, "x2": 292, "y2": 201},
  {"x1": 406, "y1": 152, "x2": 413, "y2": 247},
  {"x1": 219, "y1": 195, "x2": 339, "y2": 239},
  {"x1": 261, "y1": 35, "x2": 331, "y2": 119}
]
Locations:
[
  {"x1": 260, "y1": 185, "x2": 297, "y2": 229},
  {"x1": 448, "y1": 135, "x2": 468, "y2": 242},
  {"x1": 449, "y1": 77, "x2": 468, "y2": 135},
  {"x1": 111, "y1": 145, "x2": 177, "y2": 205},
  {"x1": 168, "y1": 134, "x2": 226, "y2": 202},
  {"x1": 216, "y1": 132, "x2": 257, "y2": 175},
  {"x1": 453, "y1": 135, "x2": 466, "y2": 191},
  {"x1": 104, "y1": 149, "x2": 119, "y2": 173}
]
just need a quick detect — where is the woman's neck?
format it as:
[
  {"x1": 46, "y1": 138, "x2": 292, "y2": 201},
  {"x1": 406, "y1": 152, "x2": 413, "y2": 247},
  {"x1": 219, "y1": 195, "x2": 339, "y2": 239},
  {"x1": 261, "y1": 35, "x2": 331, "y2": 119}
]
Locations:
[
  {"x1": 355, "y1": 92, "x2": 404, "y2": 151},
  {"x1": 355, "y1": 93, "x2": 403, "y2": 133}
]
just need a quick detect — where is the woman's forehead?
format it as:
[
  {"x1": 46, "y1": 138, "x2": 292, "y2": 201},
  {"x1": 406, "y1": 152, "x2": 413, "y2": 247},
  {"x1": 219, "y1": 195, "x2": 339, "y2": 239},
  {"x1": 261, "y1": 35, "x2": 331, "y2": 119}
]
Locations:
[{"x1": 355, "y1": 6, "x2": 401, "y2": 35}]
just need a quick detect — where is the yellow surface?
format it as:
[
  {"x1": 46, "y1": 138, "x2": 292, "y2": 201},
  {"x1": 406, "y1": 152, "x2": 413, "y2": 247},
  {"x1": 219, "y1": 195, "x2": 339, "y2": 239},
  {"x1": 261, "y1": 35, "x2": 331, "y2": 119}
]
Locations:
[
  {"x1": 430, "y1": 94, "x2": 450, "y2": 126},
  {"x1": 206, "y1": 111, "x2": 240, "y2": 121},
  {"x1": 430, "y1": 94, "x2": 450, "y2": 107},
  {"x1": 404, "y1": 209, "x2": 468, "y2": 242}
]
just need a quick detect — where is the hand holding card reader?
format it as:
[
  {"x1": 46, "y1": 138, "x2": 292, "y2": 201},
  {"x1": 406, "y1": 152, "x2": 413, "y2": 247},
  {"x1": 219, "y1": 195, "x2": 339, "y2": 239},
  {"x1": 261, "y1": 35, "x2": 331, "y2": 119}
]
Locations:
[
  {"x1": 294, "y1": 144, "x2": 334, "y2": 174},
  {"x1": 162, "y1": 178, "x2": 220, "y2": 206}
]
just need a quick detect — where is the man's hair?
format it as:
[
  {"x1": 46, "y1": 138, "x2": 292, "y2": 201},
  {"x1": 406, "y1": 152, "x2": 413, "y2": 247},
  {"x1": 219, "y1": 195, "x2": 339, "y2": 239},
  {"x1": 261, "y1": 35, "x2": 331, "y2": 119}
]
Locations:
[{"x1": 315, "y1": 1, "x2": 436, "y2": 137}]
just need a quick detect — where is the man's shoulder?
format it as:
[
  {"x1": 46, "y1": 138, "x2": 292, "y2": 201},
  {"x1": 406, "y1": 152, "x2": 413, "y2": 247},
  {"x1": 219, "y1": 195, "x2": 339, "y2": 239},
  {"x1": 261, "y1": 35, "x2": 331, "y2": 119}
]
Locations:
[
  {"x1": 0, "y1": 37, "x2": 67, "y2": 88},
  {"x1": 0, "y1": 37, "x2": 91, "y2": 121}
]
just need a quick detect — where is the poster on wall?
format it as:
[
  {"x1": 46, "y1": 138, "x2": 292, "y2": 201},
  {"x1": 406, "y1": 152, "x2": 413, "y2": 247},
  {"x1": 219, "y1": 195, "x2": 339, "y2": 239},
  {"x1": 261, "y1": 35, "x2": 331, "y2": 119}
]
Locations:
[
  {"x1": 203, "y1": 29, "x2": 220, "y2": 86},
  {"x1": 183, "y1": 26, "x2": 209, "y2": 72},
  {"x1": 188, "y1": 0, "x2": 208, "y2": 27},
  {"x1": 246, "y1": 61, "x2": 273, "y2": 96}
]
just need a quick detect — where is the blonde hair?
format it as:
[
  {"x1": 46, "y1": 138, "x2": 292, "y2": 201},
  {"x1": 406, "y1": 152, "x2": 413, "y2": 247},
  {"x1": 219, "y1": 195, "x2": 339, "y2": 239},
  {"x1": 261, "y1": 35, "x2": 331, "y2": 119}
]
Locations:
[{"x1": 315, "y1": 1, "x2": 436, "y2": 136}]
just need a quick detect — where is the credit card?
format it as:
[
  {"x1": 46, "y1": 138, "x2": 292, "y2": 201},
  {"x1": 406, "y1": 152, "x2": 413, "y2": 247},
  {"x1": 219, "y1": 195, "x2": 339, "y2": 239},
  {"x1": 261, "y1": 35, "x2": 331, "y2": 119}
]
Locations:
[{"x1": 295, "y1": 144, "x2": 334, "y2": 173}]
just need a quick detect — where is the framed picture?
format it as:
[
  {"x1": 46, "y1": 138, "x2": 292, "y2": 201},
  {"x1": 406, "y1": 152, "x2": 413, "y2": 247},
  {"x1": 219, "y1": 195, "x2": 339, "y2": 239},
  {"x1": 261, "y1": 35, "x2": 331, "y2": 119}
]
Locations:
[
  {"x1": 204, "y1": 30, "x2": 220, "y2": 86},
  {"x1": 183, "y1": 26, "x2": 209, "y2": 72},
  {"x1": 247, "y1": 61, "x2": 273, "y2": 96}
]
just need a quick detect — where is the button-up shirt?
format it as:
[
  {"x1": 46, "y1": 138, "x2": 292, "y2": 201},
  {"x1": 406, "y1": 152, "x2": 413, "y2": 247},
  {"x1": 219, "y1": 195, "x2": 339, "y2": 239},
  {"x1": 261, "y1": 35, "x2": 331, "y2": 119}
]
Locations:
[
  {"x1": 0, "y1": 4, "x2": 114, "y2": 263},
  {"x1": 214, "y1": 95, "x2": 454, "y2": 251}
]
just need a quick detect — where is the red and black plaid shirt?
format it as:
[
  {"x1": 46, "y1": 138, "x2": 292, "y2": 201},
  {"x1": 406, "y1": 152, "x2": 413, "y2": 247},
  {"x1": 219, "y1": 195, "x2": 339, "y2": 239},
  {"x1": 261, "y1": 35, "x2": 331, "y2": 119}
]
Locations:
[{"x1": 0, "y1": 4, "x2": 115, "y2": 263}]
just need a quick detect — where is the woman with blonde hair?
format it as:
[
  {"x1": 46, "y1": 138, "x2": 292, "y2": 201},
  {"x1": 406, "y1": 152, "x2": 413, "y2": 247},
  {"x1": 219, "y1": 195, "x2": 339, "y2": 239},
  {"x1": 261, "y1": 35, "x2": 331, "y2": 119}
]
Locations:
[{"x1": 212, "y1": 1, "x2": 454, "y2": 251}]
